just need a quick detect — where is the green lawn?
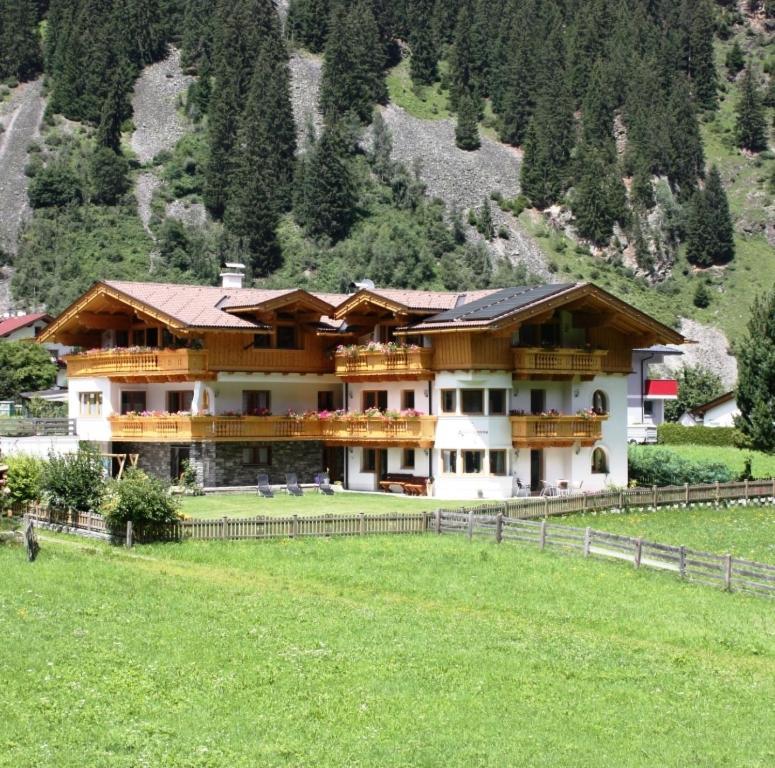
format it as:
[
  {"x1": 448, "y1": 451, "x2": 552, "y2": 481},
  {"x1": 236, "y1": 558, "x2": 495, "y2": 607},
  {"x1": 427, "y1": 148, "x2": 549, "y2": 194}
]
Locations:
[
  {"x1": 180, "y1": 491, "x2": 471, "y2": 519},
  {"x1": 557, "y1": 504, "x2": 775, "y2": 564},
  {"x1": 632, "y1": 444, "x2": 775, "y2": 479},
  {"x1": 1, "y1": 530, "x2": 773, "y2": 767},
  {"x1": 385, "y1": 58, "x2": 452, "y2": 121}
]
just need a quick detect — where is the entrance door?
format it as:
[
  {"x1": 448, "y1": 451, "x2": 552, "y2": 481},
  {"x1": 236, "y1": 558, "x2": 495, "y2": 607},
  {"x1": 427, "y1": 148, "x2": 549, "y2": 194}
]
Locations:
[
  {"x1": 530, "y1": 389, "x2": 546, "y2": 415},
  {"x1": 323, "y1": 447, "x2": 344, "y2": 482},
  {"x1": 530, "y1": 449, "x2": 543, "y2": 492},
  {"x1": 171, "y1": 445, "x2": 191, "y2": 482}
]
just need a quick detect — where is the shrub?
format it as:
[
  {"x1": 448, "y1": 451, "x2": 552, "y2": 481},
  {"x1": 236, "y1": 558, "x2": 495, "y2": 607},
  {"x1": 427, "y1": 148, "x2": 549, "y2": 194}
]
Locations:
[
  {"x1": 28, "y1": 164, "x2": 82, "y2": 208},
  {"x1": 42, "y1": 444, "x2": 105, "y2": 512},
  {"x1": 657, "y1": 423, "x2": 742, "y2": 446},
  {"x1": 90, "y1": 147, "x2": 129, "y2": 205},
  {"x1": 4, "y1": 455, "x2": 45, "y2": 507},
  {"x1": 101, "y1": 469, "x2": 180, "y2": 533},
  {"x1": 628, "y1": 447, "x2": 733, "y2": 486}
]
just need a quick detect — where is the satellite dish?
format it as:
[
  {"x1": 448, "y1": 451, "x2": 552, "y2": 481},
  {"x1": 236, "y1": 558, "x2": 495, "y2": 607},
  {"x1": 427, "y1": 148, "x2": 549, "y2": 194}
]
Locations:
[{"x1": 354, "y1": 279, "x2": 375, "y2": 291}]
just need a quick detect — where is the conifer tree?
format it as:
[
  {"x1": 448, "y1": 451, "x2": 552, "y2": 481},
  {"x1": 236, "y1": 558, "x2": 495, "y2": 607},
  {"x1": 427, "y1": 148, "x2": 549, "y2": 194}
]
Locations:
[
  {"x1": 409, "y1": 0, "x2": 438, "y2": 86},
  {"x1": 735, "y1": 64, "x2": 768, "y2": 152},
  {"x1": 455, "y1": 91, "x2": 481, "y2": 151},
  {"x1": 0, "y1": 0, "x2": 41, "y2": 81},
  {"x1": 96, "y1": 62, "x2": 133, "y2": 153},
  {"x1": 683, "y1": 0, "x2": 718, "y2": 110},
  {"x1": 692, "y1": 282, "x2": 711, "y2": 308},
  {"x1": 665, "y1": 77, "x2": 705, "y2": 195},
  {"x1": 630, "y1": 153, "x2": 655, "y2": 210},
  {"x1": 495, "y1": 13, "x2": 534, "y2": 147},
  {"x1": 725, "y1": 40, "x2": 745, "y2": 77},
  {"x1": 735, "y1": 287, "x2": 775, "y2": 451},
  {"x1": 686, "y1": 167, "x2": 735, "y2": 267},
  {"x1": 287, "y1": 0, "x2": 330, "y2": 53},
  {"x1": 573, "y1": 145, "x2": 627, "y2": 246},
  {"x1": 181, "y1": 0, "x2": 213, "y2": 70},
  {"x1": 449, "y1": 1, "x2": 477, "y2": 109},
  {"x1": 369, "y1": 111, "x2": 394, "y2": 182},
  {"x1": 580, "y1": 58, "x2": 616, "y2": 153},
  {"x1": 478, "y1": 196, "x2": 494, "y2": 240}
]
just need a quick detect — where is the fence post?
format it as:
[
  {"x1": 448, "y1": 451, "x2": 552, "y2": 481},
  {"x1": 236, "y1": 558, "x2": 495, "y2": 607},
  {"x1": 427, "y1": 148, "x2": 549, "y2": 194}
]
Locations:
[
  {"x1": 652, "y1": 485, "x2": 658, "y2": 511},
  {"x1": 684, "y1": 483, "x2": 689, "y2": 507},
  {"x1": 467, "y1": 510, "x2": 474, "y2": 541},
  {"x1": 435, "y1": 508, "x2": 442, "y2": 535},
  {"x1": 359, "y1": 513, "x2": 366, "y2": 536},
  {"x1": 582, "y1": 493, "x2": 587, "y2": 512},
  {"x1": 679, "y1": 546, "x2": 686, "y2": 578},
  {"x1": 543, "y1": 496, "x2": 548, "y2": 518},
  {"x1": 634, "y1": 538, "x2": 642, "y2": 569},
  {"x1": 744, "y1": 479, "x2": 749, "y2": 503},
  {"x1": 292, "y1": 515, "x2": 299, "y2": 538},
  {"x1": 67, "y1": 507, "x2": 73, "y2": 527},
  {"x1": 618, "y1": 489, "x2": 623, "y2": 510},
  {"x1": 125, "y1": 520, "x2": 133, "y2": 548},
  {"x1": 724, "y1": 554, "x2": 733, "y2": 591},
  {"x1": 221, "y1": 516, "x2": 228, "y2": 540},
  {"x1": 715, "y1": 481, "x2": 720, "y2": 508},
  {"x1": 771, "y1": 477, "x2": 775, "y2": 501},
  {"x1": 583, "y1": 527, "x2": 591, "y2": 557},
  {"x1": 495, "y1": 513, "x2": 503, "y2": 544},
  {"x1": 539, "y1": 520, "x2": 547, "y2": 550}
]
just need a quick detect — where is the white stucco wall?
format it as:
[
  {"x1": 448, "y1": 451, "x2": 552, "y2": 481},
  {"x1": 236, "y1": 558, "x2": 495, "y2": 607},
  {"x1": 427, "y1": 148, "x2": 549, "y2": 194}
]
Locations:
[
  {"x1": 0, "y1": 435, "x2": 81, "y2": 459},
  {"x1": 702, "y1": 399, "x2": 739, "y2": 427},
  {"x1": 213, "y1": 374, "x2": 343, "y2": 415}
]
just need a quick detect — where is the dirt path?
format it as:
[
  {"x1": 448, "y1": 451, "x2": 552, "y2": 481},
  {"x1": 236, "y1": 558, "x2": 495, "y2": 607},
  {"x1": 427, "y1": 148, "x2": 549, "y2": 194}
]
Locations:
[{"x1": 0, "y1": 78, "x2": 45, "y2": 258}]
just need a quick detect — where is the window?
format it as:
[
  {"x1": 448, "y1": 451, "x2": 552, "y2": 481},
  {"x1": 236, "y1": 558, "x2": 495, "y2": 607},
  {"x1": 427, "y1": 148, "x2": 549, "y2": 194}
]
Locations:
[
  {"x1": 402, "y1": 448, "x2": 415, "y2": 469},
  {"x1": 441, "y1": 450, "x2": 457, "y2": 474},
  {"x1": 252, "y1": 333, "x2": 271, "y2": 349},
  {"x1": 530, "y1": 389, "x2": 546, "y2": 415},
  {"x1": 461, "y1": 389, "x2": 484, "y2": 414},
  {"x1": 115, "y1": 330, "x2": 129, "y2": 348},
  {"x1": 146, "y1": 328, "x2": 158, "y2": 347},
  {"x1": 362, "y1": 448, "x2": 376, "y2": 472},
  {"x1": 489, "y1": 450, "x2": 507, "y2": 476},
  {"x1": 318, "y1": 391, "x2": 335, "y2": 411},
  {"x1": 592, "y1": 390, "x2": 609, "y2": 414},
  {"x1": 401, "y1": 390, "x2": 415, "y2": 410},
  {"x1": 162, "y1": 328, "x2": 176, "y2": 347},
  {"x1": 167, "y1": 390, "x2": 194, "y2": 413},
  {"x1": 243, "y1": 390, "x2": 271, "y2": 415},
  {"x1": 592, "y1": 447, "x2": 609, "y2": 474},
  {"x1": 644, "y1": 400, "x2": 654, "y2": 417},
  {"x1": 441, "y1": 389, "x2": 457, "y2": 413},
  {"x1": 363, "y1": 390, "x2": 388, "y2": 411},
  {"x1": 243, "y1": 446, "x2": 271, "y2": 466},
  {"x1": 276, "y1": 325, "x2": 297, "y2": 349},
  {"x1": 120, "y1": 391, "x2": 146, "y2": 414},
  {"x1": 462, "y1": 450, "x2": 484, "y2": 474},
  {"x1": 131, "y1": 328, "x2": 157, "y2": 347},
  {"x1": 79, "y1": 392, "x2": 102, "y2": 417},
  {"x1": 488, "y1": 389, "x2": 507, "y2": 415}
]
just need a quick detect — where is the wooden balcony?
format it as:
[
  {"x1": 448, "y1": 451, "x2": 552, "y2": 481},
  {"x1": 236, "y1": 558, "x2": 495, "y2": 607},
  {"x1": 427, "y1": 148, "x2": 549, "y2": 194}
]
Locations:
[
  {"x1": 109, "y1": 415, "x2": 437, "y2": 447},
  {"x1": 335, "y1": 347, "x2": 434, "y2": 381},
  {"x1": 66, "y1": 349, "x2": 212, "y2": 382},
  {"x1": 510, "y1": 415, "x2": 606, "y2": 448},
  {"x1": 513, "y1": 347, "x2": 608, "y2": 380}
]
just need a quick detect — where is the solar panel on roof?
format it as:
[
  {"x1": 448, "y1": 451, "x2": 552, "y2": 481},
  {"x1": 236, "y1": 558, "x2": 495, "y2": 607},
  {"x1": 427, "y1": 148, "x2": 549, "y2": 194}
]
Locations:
[{"x1": 426, "y1": 284, "x2": 575, "y2": 324}]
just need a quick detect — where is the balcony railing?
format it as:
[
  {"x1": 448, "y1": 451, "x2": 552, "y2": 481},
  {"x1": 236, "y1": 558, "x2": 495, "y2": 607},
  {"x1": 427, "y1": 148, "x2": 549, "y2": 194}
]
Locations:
[
  {"x1": 66, "y1": 349, "x2": 211, "y2": 381},
  {"x1": 109, "y1": 415, "x2": 437, "y2": 447},
  {"x1": 513, "y1": 347, "x2": 607, "y2": 380},
  {"x1": 510, "y1": 414, "x2": 606, "y2": 447},
  {"x1": 335, "y1": 347, "x2": 434, "y2": 380}
]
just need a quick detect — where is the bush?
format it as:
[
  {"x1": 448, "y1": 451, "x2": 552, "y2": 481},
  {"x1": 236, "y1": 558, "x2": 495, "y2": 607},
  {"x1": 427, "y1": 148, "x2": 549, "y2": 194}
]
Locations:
[
  {"x1": 28, "y1": 164, "x2": 83, "y2": 208},
  {"x1": 658, "y1": 423, "x2": 742, "y2": 446},
  {"x1": 42, "y1": 444, "x2": 105, "y2": 512},
  {"x1": 4, "y1": 455, "x2": 45, "y2": 507},
  {"x1": 101, "y1": 469, "x2": 180, "y2": 533},
  {"x1": 90, "y1": 147, "x2": 129, "y2": 205},
  {"x1": 628, "y1": 447, "x2": 733, "y2": 486}
]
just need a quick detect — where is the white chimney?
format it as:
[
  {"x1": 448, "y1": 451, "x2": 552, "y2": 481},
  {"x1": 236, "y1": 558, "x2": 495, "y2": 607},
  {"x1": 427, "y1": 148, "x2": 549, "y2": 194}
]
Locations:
[{"x1": 220, "y1": 262, "x2": 246, "y2": 290}]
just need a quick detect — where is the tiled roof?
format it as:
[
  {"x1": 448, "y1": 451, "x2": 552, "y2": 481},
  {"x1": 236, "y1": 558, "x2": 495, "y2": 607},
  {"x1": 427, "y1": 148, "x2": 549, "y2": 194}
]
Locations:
[
  {"x1": 0, "y1": 312, "x2": 51, "y2": 337},
  {"x1": 369, "y1": 288, "x2": 500, "y2": 311}
]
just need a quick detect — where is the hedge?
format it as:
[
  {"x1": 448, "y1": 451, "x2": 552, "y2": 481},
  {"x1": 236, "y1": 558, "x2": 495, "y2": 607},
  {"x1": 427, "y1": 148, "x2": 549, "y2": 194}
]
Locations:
[
  {"x1": 628, "y1": 447, "x2": 734, "y2": 486},
  {"x1": 657, "y1": 423, "x2": 741, "y2": 447}
]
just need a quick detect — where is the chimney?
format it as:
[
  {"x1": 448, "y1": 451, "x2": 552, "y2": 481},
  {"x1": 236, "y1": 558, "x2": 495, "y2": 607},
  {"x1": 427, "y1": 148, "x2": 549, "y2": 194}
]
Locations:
[{"x1": 220, "y1": 262, "x2": 245, "y2": 290}]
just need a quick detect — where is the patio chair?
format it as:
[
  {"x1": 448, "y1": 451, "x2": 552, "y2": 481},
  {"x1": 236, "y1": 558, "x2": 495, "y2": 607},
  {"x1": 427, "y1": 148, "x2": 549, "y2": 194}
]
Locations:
[
  {"x1": 512, "y1": 476, "x2": 530, "y2": 498},
  {"x1": 285, "y1": 472, "x2": 304, "y2": 496},
  {"x1": 317, "y1": 473, "x2": 335, "y2": 496},
  {"x1": 540, "y1": 480, "x2": 558, "y2": 497},
  {"x1": 257, "y1": 474, "x2": 273, "y2": 498}
]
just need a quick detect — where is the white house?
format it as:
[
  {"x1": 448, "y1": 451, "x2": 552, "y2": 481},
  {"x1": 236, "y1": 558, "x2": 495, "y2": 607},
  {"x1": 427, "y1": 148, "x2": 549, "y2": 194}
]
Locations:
[
  {"x1": 626, "y1": 345, "x2": 681, "y2": 443},
  {"x1": 679, "y1": 391, "x2": 739, "y2": 427}
]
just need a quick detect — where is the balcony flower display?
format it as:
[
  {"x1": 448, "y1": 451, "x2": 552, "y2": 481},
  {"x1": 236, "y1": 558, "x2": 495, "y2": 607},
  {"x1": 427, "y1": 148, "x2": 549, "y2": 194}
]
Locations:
[
  {"x1": 119, "y1": 410, "x2": 190, "y2": 418},
  {"x1": 539, "y1": 409, "x2": 561, "y2": 418},
  {"x1": 335, "y1": 341, "x2": 421, "y2": 357},
  {"x1": 246, "y1": 408, "x2": 272, "y2": 417}
]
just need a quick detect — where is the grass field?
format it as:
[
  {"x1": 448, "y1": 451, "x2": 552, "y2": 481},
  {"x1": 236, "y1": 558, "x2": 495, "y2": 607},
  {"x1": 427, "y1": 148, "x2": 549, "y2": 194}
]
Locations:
[
  {"x1": 1, "y1": 529, "x2": 773, "y2": 767},
  {"x1": 631, "y1": 444, "x2": 775, "y2": 479},
  {"x1": 558, "y1": 503, "x2": 775, "y2": 564},
  {"x1": 180, "y1": 492, "x2": 471, "y2": 519}
]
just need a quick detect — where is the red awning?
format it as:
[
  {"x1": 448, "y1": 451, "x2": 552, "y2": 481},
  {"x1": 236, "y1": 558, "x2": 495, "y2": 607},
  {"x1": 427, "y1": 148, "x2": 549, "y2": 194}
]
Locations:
[{"x1": 645, "y1": 379, "x2": 678, "y2": 399}]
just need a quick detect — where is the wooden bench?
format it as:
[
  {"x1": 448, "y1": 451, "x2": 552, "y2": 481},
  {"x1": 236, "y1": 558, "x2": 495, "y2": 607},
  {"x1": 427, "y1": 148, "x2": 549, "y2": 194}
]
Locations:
[{"x1": 378, "y1": 474, "x2": 428, "y2": 496}]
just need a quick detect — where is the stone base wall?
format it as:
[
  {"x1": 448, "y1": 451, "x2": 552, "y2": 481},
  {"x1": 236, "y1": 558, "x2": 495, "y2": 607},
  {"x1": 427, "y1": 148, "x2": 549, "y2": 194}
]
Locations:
[{"x1": 113, "y1": 440, "x2": 328, "y2": 487}]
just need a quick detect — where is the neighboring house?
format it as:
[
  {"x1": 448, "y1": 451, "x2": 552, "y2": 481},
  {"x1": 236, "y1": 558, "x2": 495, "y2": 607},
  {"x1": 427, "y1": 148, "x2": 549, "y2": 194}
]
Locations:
[
  {"x1": 37, "y1": 274, "x2": 684, "y2": 499},
  {"x1": 627, "y1": 345, "x2": 682, "y2": 443},
  {"x1": 0, "y1": 312, "x2": 71, "y2": 388},
  {"x1": 679, "y1": 391, "x2": 739, "y2": 427}
]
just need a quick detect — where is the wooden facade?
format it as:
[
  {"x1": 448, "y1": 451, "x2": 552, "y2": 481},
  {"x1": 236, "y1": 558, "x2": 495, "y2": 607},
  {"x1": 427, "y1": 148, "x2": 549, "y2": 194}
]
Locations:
[{"x1": 510, "y1": 415, "x2": 607, "y2": 448}]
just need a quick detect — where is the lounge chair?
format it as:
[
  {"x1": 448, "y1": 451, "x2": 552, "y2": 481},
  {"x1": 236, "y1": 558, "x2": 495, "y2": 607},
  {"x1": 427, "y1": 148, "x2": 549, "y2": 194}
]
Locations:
[
  {"x1": 317, "y1": 473, "x2": 335, "y2": 495},
  {"x1": 285, "y1": 473, "x2": 303, "y2": 496},
  {"x1": 257, "y1": 474, "x2": 273, "y2": 498}
]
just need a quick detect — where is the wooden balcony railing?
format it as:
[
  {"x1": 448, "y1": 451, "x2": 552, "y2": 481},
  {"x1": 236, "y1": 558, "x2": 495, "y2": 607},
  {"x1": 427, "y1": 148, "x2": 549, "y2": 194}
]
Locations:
[
  {"x1": 66, "y1": 349, "x2": 211, "y2": 381},
  {"x1": 109, "y1": 415, "x2": 437, "y2": 447},
  {"x1": 510, "y1": 415, "x2": 606, "y2": 447},
  {"x1": 335, "y1": 348, "x2": 434, "y2": 380},
  {"x1": 513, "y1": 347, "x2": 607, "y2": 380}
]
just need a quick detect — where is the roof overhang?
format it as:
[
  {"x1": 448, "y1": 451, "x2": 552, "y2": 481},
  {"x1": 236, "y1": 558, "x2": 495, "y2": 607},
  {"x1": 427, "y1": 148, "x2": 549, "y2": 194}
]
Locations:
[
  {"x1": 223, "y1": 289, "x2": 336, "y2": 317},
  {"x1": 332, "y1": 290, "x2": 411, "y2": 320}
]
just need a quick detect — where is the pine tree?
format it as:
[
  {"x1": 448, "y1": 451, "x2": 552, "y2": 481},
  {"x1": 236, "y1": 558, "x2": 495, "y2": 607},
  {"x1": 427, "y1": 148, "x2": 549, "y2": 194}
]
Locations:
[
  {"x1": 580, "y1": 58, "x2": 616, "y2": 153},
  {"x1": 287, "y1": 0, "x2": 330, "y2": 53},
  {"x1": 692, "y1": 281, "x2": 711, "y2": 308},
  {"x1": 295, "y1": 123, "x2": 357, "y2": 242},
  {"x1": 735, "y1": 287, "x2": 775, "y2": 451},
  {"x1": 0, "y1": 0, "x2": 41, "y2": 81},
  {"x1": 630, "y1": 153, "x2": 655, "y2": 210},
  {"x1": 455, "y1": 90, "x2": 480, "y2": 151},
  {"x1": 495, "y1": 13, "x2": 534, "y2": 147},
  {"x1": 684, "y1": 0, "x2": 718, "y2": 110},
  {"x1": 725, "y1": 40, "x2": 745, "y2": 77},
  {"x1": 686, "y1": 167, "x2": 735, "y2": 266},
  {"x1": 409, "y1": 0, "x2": 438, "y2": 86},
  {"x1": 90, "y1": 145, "x2": 130, "y2": 205},
  {"x1": 369, "y1": 111, "x2": 394, "y2": 182},
  {"x1": 573, "y1": 145, "x2": 627, "y2": 246},
  {"x1": 735, "y1": 64, "x2": 768, "y2": 152},
  {"x1": 665, "y1": 76, "x2": 705, "y2": 195},
  {"x1": 319, "y1": 0, "x2": 384, "y2": 124},
  {"x1": 181, "y1": 0, "x2": 213, "y2": 70},
  {"x1": 449, "y1": 1, "x2": 477, "y2": 109},
  {"x1": 95, "y1": 62, "x2": 133, "y2": 153},
  {"x1": 478, "y1": 196, "x2": 494, "y2": 240}
]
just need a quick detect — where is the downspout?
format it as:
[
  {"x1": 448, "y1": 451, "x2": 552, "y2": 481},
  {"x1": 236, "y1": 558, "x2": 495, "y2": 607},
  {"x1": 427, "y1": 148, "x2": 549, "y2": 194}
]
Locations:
[{"x1": 427, "y1": 379, "x2": 434, "y2": 483}]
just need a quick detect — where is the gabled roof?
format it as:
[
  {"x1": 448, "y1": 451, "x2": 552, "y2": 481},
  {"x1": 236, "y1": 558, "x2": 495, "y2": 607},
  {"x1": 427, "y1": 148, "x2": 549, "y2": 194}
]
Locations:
[
  {"x1": 333, "y1": 288, "x2": 500, "y2": 320},
  {"x1": 0, "y1": 313, "x2": 52, "y2": 337},
  {"x1": 690, "y1": 391, "x2": 736, "y2": 416}
]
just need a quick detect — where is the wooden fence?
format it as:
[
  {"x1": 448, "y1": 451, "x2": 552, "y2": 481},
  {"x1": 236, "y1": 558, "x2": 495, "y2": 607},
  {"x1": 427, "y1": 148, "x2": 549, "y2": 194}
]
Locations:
[{"x1": 434, "y1": 510, "x2": 775, "y2": 598}]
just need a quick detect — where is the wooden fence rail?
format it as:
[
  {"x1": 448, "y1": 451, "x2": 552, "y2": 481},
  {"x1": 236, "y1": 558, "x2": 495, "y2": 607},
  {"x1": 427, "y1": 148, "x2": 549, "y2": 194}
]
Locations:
[{"x1": 434, "y1": 510, "x2": 775, "y2": 598}]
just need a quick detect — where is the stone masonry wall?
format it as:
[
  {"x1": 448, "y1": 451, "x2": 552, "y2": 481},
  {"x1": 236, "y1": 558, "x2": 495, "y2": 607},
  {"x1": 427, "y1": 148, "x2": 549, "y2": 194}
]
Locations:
[{"x1": 113, "y1": 441, "x2": 171, "y2": 481}]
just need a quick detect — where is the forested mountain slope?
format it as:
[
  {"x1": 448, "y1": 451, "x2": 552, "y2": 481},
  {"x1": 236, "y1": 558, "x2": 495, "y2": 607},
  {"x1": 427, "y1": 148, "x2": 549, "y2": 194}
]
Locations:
[{"x1": 0, "y1": 0, "x2": 772, "y2": 381}]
